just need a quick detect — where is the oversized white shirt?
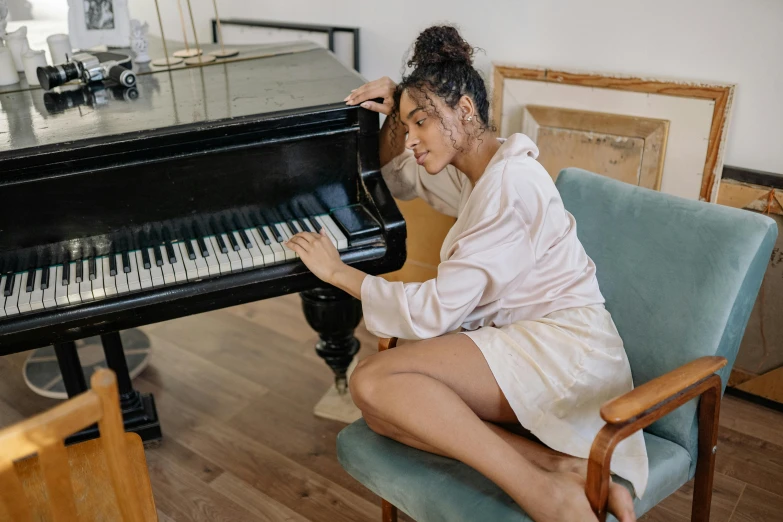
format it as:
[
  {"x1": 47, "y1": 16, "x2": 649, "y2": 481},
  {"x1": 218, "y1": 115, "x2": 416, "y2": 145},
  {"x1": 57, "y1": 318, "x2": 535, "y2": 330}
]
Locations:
[{"x1": 361, "y1": 133, "x2": 605, "y2": 340}]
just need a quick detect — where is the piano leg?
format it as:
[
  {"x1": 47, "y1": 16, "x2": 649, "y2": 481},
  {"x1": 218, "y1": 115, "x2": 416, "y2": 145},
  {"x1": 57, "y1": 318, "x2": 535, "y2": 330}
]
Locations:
[
  {"x1": 99, "y1": 332, "x2": 162, "y2": 444},
  {"x1": 300, "y1": 287, "x2": 363, "y2": 393},
  {"x1": 54, "y1": 341, "x2": 88, "y2": 396}
]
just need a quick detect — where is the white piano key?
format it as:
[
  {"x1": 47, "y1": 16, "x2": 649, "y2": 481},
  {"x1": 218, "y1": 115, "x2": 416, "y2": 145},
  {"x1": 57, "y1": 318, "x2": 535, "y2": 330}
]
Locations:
[
  {"x1": 190, "y1": 239, "x2": 210, "y2": 277},
  {"x1": 114, "y1": 254, "x2": 129, "y2": 294},
  {"x1": 291, "y1": 220, "x2": 304, "y2": 234},
  {"x1": 126, "y1": 254, "x2": 141, "y2": 291},
  {"x1": 102, "y1": 257, "x2": 117, "y2": 297},
  {"x1": 221, "y1": 233, "x2": 243, "y2": 272},
  {"x1": 171, "y1": 242, "x2": 188, "y2": 282},
  {"x1": 79, "y1": 271, "x2": 94, "y2": 302},
  {"x1": 262, "y1": 226, "x2": 286, "y2": 263},
  {"x1": 4, "y1": 274, "x2": 21, "y2": 316},
  {"x1": 29, "y1": 269, "x2": 45, "y2": 310},
  {"x1": 232, "y1": 231, "x2": 253, "y2": 270},
  {"x1": 149, "y1": 249, "x2": 165, "y2": 286},
  {"x1": 209, "y1": 236, "x2": 232, "y2": 274},
  {"x1": 92, "y1": 258, "x2": 105, "y2": 299},
  {"x1": 18, "y1": 272, "x2": 33, "y2": 313},
  {"x1": 67, "y1": 262, "x2": 82, "y2": 304},
  {"x1": 0, "y1": 275, "x2": 6, "y2": 317},
  {"x1": 161, "y1": 245, "x2": 177, "y2": 284},
  {"x1": 249, "y1": 229, "x2": 275, "y2": 266},
  {"x1": 135, "y1": 251, "x2": 153, "y2": 289},
  {"x1": 275, "y1": 223, "x2": 298, "y2": 260},
  {"x1": 314, "y1": 215, "x2": 338, "y2": 248},
  {"x1": 320, "y1": 214, "x2": 349, "y2": 250},
  {"x1": 55, "y1": 266, "x2": 69, "y2": 306},
  {"x1": 42, "y1": 267, "x2": 57, "y2": 309},
  {"x1": 202, "y1": 238, "x2": 220, "y2": 276},
  {"x1": 177, "y1": 242, "x2": 198, "y2": 281}
]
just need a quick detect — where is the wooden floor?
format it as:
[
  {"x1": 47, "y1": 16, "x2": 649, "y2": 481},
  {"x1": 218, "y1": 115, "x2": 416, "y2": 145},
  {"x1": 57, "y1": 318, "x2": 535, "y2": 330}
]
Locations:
[{"x1": 1, "y1": 294, "x2": 782, "y2": 521}]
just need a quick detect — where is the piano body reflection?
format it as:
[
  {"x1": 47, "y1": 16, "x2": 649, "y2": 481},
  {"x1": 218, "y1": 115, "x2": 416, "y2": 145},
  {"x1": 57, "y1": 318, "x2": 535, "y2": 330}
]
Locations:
[{"x1": 0, "y1": 41, "x2": 406, "y2": 442}]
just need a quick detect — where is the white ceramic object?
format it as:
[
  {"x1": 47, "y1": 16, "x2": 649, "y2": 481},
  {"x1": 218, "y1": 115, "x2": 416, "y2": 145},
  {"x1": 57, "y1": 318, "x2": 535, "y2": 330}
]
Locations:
[
  {"x1": 22, "y1": 49, "x2": 46, "y2": 86},
  {"x1": 130, "y1": 19, "x2": 150, "y2": 63},
  {"x1": 47, "y1": 33, "x2": 73, "y2": 65},
  {"x1": 5, "y1": 25, "x2": 29, "y2": 72},
  {"x1": 0, "y1": 47, "x2": 19, "y2": 86}
]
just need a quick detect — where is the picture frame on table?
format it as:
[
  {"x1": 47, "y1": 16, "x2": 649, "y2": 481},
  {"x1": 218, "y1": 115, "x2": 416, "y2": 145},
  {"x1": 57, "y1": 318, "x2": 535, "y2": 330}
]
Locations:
[{"x1": 68, "y1": 0, "x2": 130, "y2": 49}]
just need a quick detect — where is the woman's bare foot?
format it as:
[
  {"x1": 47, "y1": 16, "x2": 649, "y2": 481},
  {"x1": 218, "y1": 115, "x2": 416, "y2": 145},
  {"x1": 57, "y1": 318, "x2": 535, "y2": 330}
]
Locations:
[{"x1": 527, "y1": 471, "x2": 635, "y2": 522}]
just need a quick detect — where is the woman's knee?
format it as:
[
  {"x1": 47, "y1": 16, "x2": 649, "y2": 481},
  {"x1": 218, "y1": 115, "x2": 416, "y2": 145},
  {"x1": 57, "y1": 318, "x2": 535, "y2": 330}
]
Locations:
[{"x1": 349, "y1": 354, "x2": 391, "y2": 414}]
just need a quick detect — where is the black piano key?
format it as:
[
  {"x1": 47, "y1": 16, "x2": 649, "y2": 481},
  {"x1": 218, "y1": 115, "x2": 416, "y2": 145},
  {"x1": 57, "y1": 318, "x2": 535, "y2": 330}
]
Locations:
[
  {"x1": 192, "y1": 221, "x2": 210, "y2": 257},
  {"x1": 88, "y1": 257, "x2": 97, "y2": 280},
  {"x1": 287, "y1": 218, "x2": 302, "y2": 234},
  {"x1": 256, "y1": 225, "x2": 272, "y2": 245},
  {"x1": 238, "y1": 228, "x2": 253, "y2": 249},
  {"x1": 62, "y1": 262, "x2": 70, "y2": 285},
  {"x1": 165, "y1": 242, "x2": 177, "y2": 263},
  {"x1": 233, "y1": 215, "x2": 253, "y2": 249},
  {"x1": 226, "y1": 230, "x2": 240, "y2": 251},
  {"x1": 75, "y1": 260, "x2": 83, "y2": 283},
  {"x1": 40, "y1": 266, "x2": 50, "y2": 290},
  {"x1": 4, "y1": 273, "x2": 14, "y2": 296},
  {"x1": 215, "y1": 233, "x2": 228, "y2": 254},
  {"x1": 141, "y1": 247, "x2": 151, "y2": 269},
  {"x1": 197, "y1": 237, "x2": 209, "y2": 257},
  {"x1": 25, "y1": 269, "x2": 35, "y2": 292},
  {"x1": 122, "y1": 252, "x2": 131, "y2": 273},
  {"x1": 301, "y1": 217, "x2": 315, "y2": 233},
  {"x1": 184, "y1": 239, "x2": 196, "y2": 260},
  {"x1": 109, "y1": 255, "x2": 117, "y2": 276},
  {"x1": 153, "y1": 246, "x2": 164, "y2": 267}
]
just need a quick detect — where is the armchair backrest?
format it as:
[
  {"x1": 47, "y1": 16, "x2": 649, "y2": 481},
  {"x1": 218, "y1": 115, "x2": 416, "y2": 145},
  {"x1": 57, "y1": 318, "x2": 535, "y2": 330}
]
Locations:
[{"x1": 555, "y1": 168, "x2": 776, "y2": 473}]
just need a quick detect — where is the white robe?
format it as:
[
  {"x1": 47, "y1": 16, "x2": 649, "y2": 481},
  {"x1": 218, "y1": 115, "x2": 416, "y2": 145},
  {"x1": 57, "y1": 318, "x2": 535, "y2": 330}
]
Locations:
[{"x1": 360, "y1": 133, "x2": 649, "y2": 497}]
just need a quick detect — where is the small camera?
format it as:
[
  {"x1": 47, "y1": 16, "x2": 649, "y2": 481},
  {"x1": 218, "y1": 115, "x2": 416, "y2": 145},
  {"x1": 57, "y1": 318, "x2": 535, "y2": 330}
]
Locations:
[{"x1": 37, "y1": 51, "x2": 136, "y2": 91}]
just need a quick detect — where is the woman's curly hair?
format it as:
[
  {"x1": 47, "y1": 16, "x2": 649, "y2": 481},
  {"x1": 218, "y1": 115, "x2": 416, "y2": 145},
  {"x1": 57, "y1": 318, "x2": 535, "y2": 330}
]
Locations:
[{"x1": 391, "y1": 25, "x2": 495, "y2": 149}]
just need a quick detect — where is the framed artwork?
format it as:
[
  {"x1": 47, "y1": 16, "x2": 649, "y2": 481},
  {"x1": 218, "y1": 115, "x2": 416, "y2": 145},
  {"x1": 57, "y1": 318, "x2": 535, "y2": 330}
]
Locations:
[
  {"x1": 211, "y1": 18, "x2": 361, "y2": 72},
  {"x1": 521, "y1": 105, "x2": 668, "y2": 191},
  {"x1": 492, "y1": 65, "x2": 734, "y2": 202},
  {"x1": 68, "y1": 0, "x2": 130, "y2": 50}
]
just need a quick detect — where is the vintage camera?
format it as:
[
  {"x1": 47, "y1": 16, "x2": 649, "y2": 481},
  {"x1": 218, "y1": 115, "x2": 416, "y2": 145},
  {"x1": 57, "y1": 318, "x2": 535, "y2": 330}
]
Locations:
[{"x1": 37, "y1": 51, "x2": 136, "y2": 91}]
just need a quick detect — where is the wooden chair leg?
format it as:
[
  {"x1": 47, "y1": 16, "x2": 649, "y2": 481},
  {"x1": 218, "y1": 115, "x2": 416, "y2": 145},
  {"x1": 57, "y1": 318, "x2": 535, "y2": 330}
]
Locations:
[
  {"x1": 691, "y1": 378, "x2": 722, "y2": 522},
  {"x1": 382, "y1": 499, "x2": 398, "y2": 522}
]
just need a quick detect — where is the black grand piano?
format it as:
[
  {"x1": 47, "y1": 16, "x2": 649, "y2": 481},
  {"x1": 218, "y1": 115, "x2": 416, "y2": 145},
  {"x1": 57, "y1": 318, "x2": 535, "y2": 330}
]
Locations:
[{"x1": 0, "y1": 41, "x2": 406, "y2": 442}]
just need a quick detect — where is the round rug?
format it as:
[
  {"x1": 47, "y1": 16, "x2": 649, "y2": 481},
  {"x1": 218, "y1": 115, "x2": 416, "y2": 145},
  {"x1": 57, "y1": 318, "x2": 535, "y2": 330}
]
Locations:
[{"x1": 23, "y1": 329, "x2": 152, "y2": 400}]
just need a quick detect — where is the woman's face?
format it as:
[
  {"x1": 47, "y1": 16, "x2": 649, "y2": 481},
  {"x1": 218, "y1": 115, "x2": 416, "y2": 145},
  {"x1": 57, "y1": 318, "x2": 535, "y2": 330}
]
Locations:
[{"x1": 399, "y1": 89, "x2": 465, "y2": 174}]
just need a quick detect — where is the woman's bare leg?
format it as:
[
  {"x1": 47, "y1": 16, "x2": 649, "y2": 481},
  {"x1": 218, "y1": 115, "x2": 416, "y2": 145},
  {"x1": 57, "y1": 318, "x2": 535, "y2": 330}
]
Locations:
[{"x1": 349, "y1": 334, "x2": 635, "y2": 522}]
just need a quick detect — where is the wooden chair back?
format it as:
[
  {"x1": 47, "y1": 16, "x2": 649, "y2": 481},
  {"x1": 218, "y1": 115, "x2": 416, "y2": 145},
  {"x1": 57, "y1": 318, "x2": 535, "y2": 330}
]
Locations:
[{"x1": 0, "y1": 368, "x2": 147, "y2": 522}]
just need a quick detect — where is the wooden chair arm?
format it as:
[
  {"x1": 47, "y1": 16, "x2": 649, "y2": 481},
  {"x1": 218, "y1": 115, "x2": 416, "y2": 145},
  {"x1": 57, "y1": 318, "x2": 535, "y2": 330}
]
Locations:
[
  {"x1": 586, "y1": 356, "x2": 727, "y2": 522},
  {"x1": 600, "y1": 356, "x2": 726, "y2": 424},
  {"x1": 379, "y1": 338, "x2": 398, "y2": 351}
]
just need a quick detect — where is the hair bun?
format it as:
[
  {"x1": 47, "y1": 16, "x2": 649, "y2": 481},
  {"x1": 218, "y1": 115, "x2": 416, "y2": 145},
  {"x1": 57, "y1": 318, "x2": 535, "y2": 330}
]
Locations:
[{"x1": 408, "y1": 25, "x2": 474, "y2": 68}]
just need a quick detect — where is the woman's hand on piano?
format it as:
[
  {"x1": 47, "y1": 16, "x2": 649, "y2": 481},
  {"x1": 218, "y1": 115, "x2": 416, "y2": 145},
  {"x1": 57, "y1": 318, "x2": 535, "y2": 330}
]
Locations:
[
  {"x1": 286, "y1": 229, "x2": 346, "y2": 283},
  {"x1": 286, "y1": 229, "x2": 367, "y2": 300},
  {"x1": 344, "y1": 76, "x2": 397, "y2": 116}
]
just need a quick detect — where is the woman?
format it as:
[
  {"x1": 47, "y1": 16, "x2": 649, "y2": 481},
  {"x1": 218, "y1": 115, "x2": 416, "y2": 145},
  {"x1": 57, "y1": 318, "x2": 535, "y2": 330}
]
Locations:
[{"x1": 286, "y1": 25, "x2": 647, "y2": 522}]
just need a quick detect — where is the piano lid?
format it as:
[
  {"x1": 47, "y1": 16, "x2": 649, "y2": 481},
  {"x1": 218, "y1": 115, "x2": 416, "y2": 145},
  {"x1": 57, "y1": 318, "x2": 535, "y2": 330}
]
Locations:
[{"x1": 0, "y1": 41, "x2": 366, "y2": 157}]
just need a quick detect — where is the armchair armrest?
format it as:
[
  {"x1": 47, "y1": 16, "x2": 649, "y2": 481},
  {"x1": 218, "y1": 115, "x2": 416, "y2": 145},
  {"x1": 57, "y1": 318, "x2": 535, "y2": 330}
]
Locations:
[
  {"x1": 601, "y1": 356, "x2": 727, "y2": 423},
  {"x1": 379, "y1": 338, "x2": 398, "y2": 351},
  {"x1": 586, "y1": 355, "x2": 727, "y2": 522}
]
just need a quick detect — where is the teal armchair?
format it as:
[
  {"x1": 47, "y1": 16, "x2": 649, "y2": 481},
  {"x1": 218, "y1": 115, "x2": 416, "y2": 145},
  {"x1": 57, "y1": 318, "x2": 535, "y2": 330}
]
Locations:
[{"x1": 336, "y1": 168, "x2": 777, "y2": 521}]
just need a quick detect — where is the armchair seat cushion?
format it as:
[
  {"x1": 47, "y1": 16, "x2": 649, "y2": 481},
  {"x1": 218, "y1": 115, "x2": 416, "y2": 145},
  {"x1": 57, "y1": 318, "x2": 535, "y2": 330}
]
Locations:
[{"x1": 337, "y1": 419, "x2": 691, "y2": 522}]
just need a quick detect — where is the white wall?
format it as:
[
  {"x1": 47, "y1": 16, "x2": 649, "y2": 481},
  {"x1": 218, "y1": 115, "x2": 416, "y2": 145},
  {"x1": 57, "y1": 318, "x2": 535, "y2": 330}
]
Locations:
[{"x1": 132, "y1": 0, "x2": 783, "y2": 174}]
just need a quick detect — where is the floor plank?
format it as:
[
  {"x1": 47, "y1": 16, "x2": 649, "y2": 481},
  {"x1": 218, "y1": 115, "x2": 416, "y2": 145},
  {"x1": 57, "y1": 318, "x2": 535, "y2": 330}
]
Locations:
[{"x1": 729, "y1": 484, "x2": 783, "y2": 522}]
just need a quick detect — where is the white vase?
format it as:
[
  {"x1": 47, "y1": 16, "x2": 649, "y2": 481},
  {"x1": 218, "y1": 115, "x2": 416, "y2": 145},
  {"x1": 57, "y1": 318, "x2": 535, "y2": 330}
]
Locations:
[
  {"x1": 22, "y1": 49, "x2": 46, "y2": 86},
  {"x1": 5, "y1": 25, "x2": 29, "y2": 72},
  {"x1": 0, "y1": 47, "x2": 19, "y2": 86}
]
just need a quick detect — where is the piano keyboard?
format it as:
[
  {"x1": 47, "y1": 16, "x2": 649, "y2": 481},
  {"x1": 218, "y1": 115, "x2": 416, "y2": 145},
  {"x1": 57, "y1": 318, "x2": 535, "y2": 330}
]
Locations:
[{"x1": 0, "y1": 213, "x2": 349, "y2": 319}]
